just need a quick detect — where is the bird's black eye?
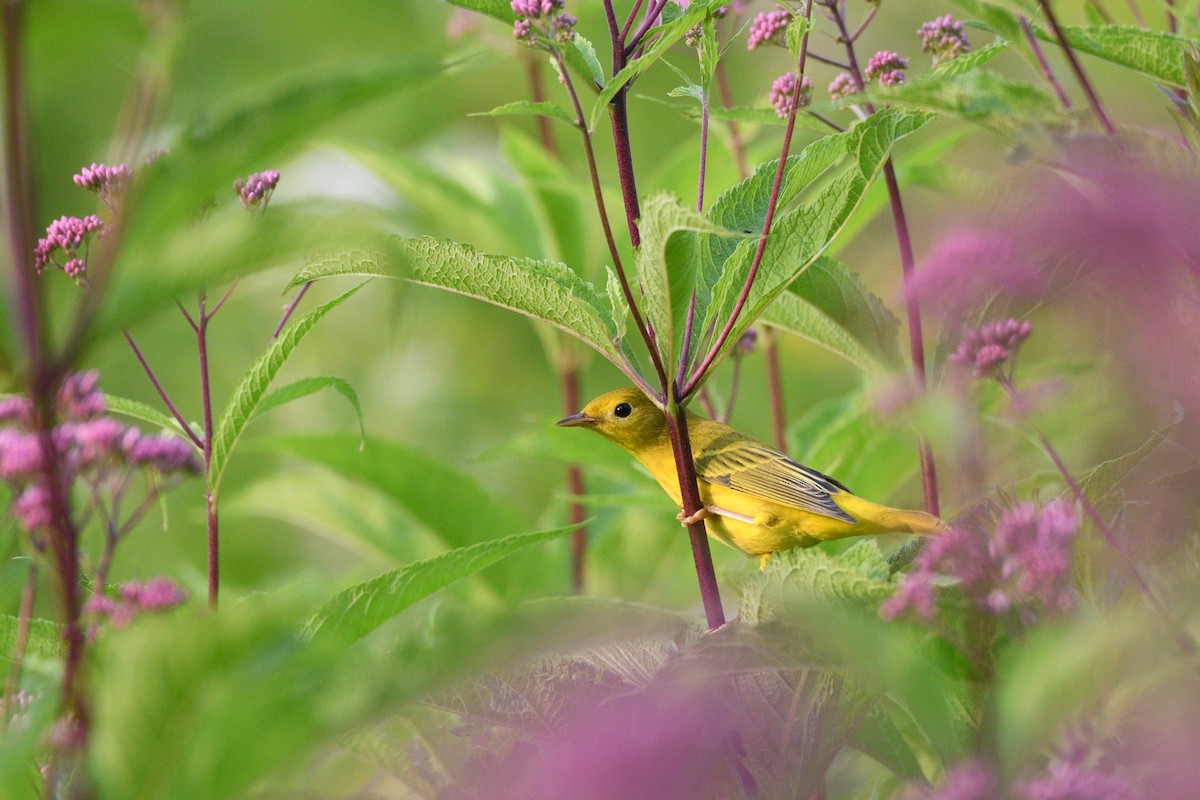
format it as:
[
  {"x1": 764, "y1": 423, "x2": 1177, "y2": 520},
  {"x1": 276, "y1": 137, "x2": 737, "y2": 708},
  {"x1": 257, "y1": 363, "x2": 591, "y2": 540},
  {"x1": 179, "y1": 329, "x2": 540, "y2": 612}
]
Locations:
[{"x1": 613, "y1": 402, "x2": 632, "y2": 418}]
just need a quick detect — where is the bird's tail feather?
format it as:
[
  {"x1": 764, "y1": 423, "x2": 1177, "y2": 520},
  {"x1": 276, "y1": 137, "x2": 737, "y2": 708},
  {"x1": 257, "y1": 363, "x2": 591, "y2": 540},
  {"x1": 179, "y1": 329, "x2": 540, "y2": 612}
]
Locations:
[{"x1": 836, "y1": 494, "x2": 949, "y2": 535}]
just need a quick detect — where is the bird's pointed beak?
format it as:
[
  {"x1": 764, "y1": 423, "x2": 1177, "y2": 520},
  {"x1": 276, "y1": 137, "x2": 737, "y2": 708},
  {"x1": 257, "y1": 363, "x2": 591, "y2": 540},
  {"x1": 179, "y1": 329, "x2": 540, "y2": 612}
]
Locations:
[{"x1": 556, "y1": 412, "x2": 597, "y2": 428}]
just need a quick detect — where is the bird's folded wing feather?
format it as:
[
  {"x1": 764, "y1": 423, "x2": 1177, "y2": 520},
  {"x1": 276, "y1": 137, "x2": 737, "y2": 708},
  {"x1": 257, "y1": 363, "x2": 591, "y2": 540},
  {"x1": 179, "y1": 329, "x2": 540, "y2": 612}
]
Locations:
[{"x1": 694, "y1": 435, "x2": 856, "y2": 523}]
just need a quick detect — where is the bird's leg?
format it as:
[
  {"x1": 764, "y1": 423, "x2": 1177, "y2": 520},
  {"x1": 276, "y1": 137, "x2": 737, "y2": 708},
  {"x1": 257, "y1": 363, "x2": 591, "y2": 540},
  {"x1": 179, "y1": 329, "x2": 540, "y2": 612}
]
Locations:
[
  {"x1": 758, "y1": 553, "x2": 773, "y2": 571},
  {"x1": 676, "y1": 506, "x2": 714, "y2": 526}
]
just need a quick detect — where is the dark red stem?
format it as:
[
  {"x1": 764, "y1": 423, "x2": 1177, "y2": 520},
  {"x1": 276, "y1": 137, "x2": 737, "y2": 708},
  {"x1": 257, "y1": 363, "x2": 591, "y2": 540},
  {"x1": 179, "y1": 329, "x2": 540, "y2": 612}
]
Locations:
[
  {"x1": 1020, "y1": 16, "x2": 1073, "y2": 110},
  {"x1": 764, "y1": 328, "x2": 788, "y2": 453},
  {"x1": 124, "y1": 330, "x2": 204, "y2": 449},
  {"x1": 1036, "y1": 0, "x2": 1116, "y2": 135},
  {"x1": 196, "y1": 294, "x2": 219, "y2": 609},
  {"x1": 270, "y1": 281, "x2": 310, "y2": 341}
]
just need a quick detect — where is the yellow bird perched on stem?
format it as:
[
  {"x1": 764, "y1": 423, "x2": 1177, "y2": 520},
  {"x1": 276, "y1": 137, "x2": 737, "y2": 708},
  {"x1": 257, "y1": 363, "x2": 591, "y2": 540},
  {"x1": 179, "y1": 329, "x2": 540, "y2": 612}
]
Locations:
[{"x1": 558, "y1": 387, "x2": 946, "y2": 567}]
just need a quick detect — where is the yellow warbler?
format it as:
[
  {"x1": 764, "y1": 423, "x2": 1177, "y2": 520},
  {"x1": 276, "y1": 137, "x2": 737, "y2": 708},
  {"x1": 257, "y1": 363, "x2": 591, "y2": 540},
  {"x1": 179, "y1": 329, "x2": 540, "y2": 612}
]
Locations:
[{"x1": 558, "y1": 387, "x2": 945, "y2": 566}]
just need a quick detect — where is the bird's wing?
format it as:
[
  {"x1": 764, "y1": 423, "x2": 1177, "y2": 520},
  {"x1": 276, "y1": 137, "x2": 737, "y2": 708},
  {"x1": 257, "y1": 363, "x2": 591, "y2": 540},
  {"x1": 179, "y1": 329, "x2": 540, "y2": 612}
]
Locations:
[{"x1": 693, "y1": 432, "x2": 856, "y2": 523}]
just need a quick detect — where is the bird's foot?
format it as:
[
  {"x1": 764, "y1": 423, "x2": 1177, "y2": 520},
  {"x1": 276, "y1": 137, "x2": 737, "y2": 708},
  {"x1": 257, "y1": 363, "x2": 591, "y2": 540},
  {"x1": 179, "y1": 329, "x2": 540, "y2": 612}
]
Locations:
[
  {"x1": 676, "y1": 506, "x2": 714, "y2": 526},
  {"x1": 757, "y1": 552, "x2": 774, "y2": 571}
]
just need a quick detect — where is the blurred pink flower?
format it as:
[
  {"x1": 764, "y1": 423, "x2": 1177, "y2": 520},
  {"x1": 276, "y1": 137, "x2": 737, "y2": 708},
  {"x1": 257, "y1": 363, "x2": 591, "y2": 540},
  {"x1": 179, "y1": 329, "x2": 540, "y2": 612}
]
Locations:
[{"x1": 911, "y1": 229, "x2": 1045, "y2": 323}]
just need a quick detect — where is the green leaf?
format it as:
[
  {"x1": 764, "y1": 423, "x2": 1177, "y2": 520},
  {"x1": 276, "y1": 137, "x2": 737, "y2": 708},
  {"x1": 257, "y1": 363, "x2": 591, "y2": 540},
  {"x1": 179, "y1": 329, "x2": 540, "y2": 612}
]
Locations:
[
  {"x1": 1075, "y1": 409, "x2": 1181, "y2": 503},
  {"x1": 589, "y1": 3, "x2": 710, "y2": 128},
  {"x1": 305, "y1": 525, "x2": 579, "y2": 642},
  {"x1": 472, "y1": 100, "x2": 576, "y2": 125},
  {"x1": 252, "y1": 376, "x2": 365, "y2": 441},
  {"x1": 932, "y1": 38, "x2": 1009, "y2": 77},
  {"x1": 561, "y1": 35, "x2": 605, "y2": 88},
  {"x1": 739, "y1": 541, "x2": 896, "y2": 625},
  {"x1": 0, "y1": 614, "x2": 63, "y2": 659},
  {"x1": 785, "y1": 16, "x2": 813, "y2": 62},
  {"x1": 102, "y1": 394, "x2": 196, "y2": 441},
  {"x1": 635, "y1": 193, "x2": 741, "y2": 369},
  {"x1": 850, "y1": 696, "x2": 935, "y2": 780},
  {"x1": 284, "y1": 250, "x2": 386, "y2": 292},
  {"x1": 698, "y1": 109, "x2": 932, "y2": 372},
  {"x1": 398, "y1": 236, "x2": 642, "y2": 385},
  {"x1": 1054, "y1": 24, "x2": 1192, "y2": 86},
  {"x1": 208, "y1": 283, "x2": 365, "y2": 498},
  {"x1": 444, "y1": 0, "x2": 516, "y2": 24},
  {"x1": 762, "y1": 255, "x2": 902, "y2": 372}
]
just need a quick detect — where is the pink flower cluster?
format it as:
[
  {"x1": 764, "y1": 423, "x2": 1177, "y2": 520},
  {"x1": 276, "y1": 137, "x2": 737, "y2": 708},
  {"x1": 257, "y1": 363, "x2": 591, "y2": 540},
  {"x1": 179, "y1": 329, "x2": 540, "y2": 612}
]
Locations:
[
  {"x1": 949, "y1": 318, "x2": 1033, "y2": 380},
  {"x1": 901, "y1": 759, "x2": 995, "y2": 800},
  {"x1": 747, "y1": 7, "x2": 791, "y2": 50},
  {"x1": 510, "y1": 0, "x2": 561, "y2": 16},
  {"x1": 233, "y1": 169, "x2": 281, "y2": 209},
  {"x1": 33, "y1": 215, "x2": 104, "y2": 284},
  {"x1": 510, "y1": 0, "x2": 574, "y2": 44},
  {"x1": 865, "y1": 50, "x2": 909, "y2": 86},
  {"x1": 828, "y1": 72, "x2": 859, "y2": 101},
  {"x1": 0, "y1": 372, "x2": 199, "y2": 535},
  {"x1": 882, "y1": 500, "x2": 1079, "y2": 625},
  {"x1": 85, "y1": 578, "x2": 188, "y2": 628},
  {"x1": 768, "y1": 72, "x2": 812, "y2": 118},
  {"x1": 73, "y1": 162, "x2": 130, "y2": 209},
  {"x1": 918, "y1": 15, "x2": 970, "y2": 63}
]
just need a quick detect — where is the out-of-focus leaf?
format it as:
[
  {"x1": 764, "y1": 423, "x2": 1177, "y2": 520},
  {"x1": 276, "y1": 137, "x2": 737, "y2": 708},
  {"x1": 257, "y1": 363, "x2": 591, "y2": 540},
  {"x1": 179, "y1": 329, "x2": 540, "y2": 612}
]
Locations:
[
  {"x1": 473, "y1": 100, "x2": 576, "y2": 125},
  {"x1": 209, "y1": 283, "x2": 365, "y2": 498},
  {"x1": 444, "y1": 0, "x2": 516, "y2": 24},
  {"x1": 0, "y1": 614, "x2": 63, "y2": 659},
  {"x1": 252, "y1": 376, "x2": 365, "y2": 441},
  {"x1": 933, "y1": 38, "x2": 1009, "y2": 77},
  {"x1": 305, "y1": 524, "x2": 579, "y2": 642},
  {"x1": 762, "y1": 255, "x2": 902, "y2": 372},
  {"x1": 739, "y1": 541, "x2": 895, "y2": 625},
  {"x1": 849, "y1": 696, "x2": 934, "y2": 780},
  {"x1": 1053, "y1": 24, "x2": 1190, "y2": 86},
  {"x1": 1075, "y1": 409, "x2": 1182, "y2": 503},
  {"x1": 561, "y1": 34, "x2": 605, "y2": 88}
]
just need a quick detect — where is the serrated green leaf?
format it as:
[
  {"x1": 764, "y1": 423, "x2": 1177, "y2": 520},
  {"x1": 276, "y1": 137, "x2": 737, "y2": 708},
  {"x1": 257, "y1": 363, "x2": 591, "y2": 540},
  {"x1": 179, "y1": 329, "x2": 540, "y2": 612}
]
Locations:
[
  {"x1": 785, "y1": 15, "x2": 812, "y2": 61},
  {"x1": 561, "y1": 35, "x2": 605, "y2": 88},
  {"x1": 444, "y1": 0, "x2": 516, "y2": 24},
  {"x1": 284, "y1": 250, "x2": 387, "y2": 292},
  {"x1": 305, "y1": 525, "x2": 578, "y2": 642},
  {"x1": 696, "y1": 109, "x2": 931, "y2": 374},
  {"x1": 589, "y1": 3, "x2": 710, "y2": 128},
  {"x1": 472, "y1": 100, "x2": 576, "y2": 125},
  {"x1": 252, "y1": 376, "x2": 365, "y2": 441},
  {"x1": 762, "y1": 255, "x2": 902, "y2": 372},
  {"x1": 932, "y1": 38, "x2": 1009, "y2": 77},
  {"x1": 739, "y1": 542, "x2": 896, "y2": 625},
  {"x1": 399, "y1": 236, "x2": 645, "y2": 387},
  {"x1": 1054, "y1": 24, "x2": 1191, "y2": 86},
  {"x1": 208, "y1": 283, "x2": 365, "y2": 497},
  {"x1": 102, "y1": 394, "x2": 197, "y2": 442}
]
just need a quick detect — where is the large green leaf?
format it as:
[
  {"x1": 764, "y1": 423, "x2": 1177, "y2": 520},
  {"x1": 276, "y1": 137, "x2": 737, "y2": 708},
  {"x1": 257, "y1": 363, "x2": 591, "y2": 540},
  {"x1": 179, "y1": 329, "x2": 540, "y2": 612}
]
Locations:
[
  {"x1": 252, "y1": 375, "x2": 365, "y2": 441},
  {"x1": 1051, "y1": 24, "x2": 1191, "y2": 86},
  {"x1": 762, "y1": 256, "x2": 902, "y2": 373},
  {"x1": 696, "y1": 109, "x2": 932, "y2": 374},
  {"x1": 0, "y1": 614, "x2": 63, "y2": 659},
  {"x1": 304, "y1": 524, "x2": 579, "y2": 642},
  {"x1": 473, "y1": 100, "x2": 576, "y2": 126},
  {"x1": 399, "y1": 237, "x2": 645, "y2": 387},
  {"x1": 444, "y1": 0, "x2": 516, "y2": 23},
  {"x1": 208, "y1": 283, "x2": 365, "y2": 497}
]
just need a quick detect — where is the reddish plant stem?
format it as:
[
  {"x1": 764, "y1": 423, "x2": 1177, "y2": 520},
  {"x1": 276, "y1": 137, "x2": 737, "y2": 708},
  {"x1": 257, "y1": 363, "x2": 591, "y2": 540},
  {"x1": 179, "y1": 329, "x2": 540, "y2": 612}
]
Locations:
[
  {"x1": 714, "y1": 61, "x2": 749, "y2": 180},
  {"x1": 806, "y1": 51, "x2": 852, "y2": 70},
  {"x1": 552, "y1": 54, "x2": 665, "y2": 398},
  {"x1": 618, "y1": 0, "x2": 647, "y2": 43},
  {"x1": 682, "y1": 0, "x2": 816, "y2": 399},
  {"x1": 560, "y1": 366, "x2": 588, "y2": 593},
  {"x1": 123, "y1": 331, "x2": 204, "y2": 449},
  {"x1": 763, "y1": 328, "x2": 788, "y2": 453},
  {"x1": 3, "y1": 0, "x2": 91, "y2": 762},
  {"x1": 195, "y1": 294, "x2": 219, "y2": 609},
  {"x1": 270, "y1": 281, "x2": 310, "y2": 342},
  {"x1": 830, "y1": 1, "x2": 940, "y2": 516},
  {"x1": 525, "y1": 52, "x2": 558, "y2": 155},
  {"x1": 1019, "y1": 16, "x2": 1073, "y2": 110},
  {"x1": 1036, "y1": 0, "x2": 1116, "y2": 135},
  {"x1": 623, "y1": 0, "x2": 669, "y2": 56},
  {"x1": 664, "y1": 403, "x2": 725, "y2": 629}
]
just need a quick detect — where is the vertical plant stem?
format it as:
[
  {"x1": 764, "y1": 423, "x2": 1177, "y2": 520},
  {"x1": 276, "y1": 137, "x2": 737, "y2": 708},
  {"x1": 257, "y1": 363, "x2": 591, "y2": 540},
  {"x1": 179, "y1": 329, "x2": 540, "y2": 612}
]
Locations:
[
  {"x1": 1036, "y1": 0, "x2": 1116, "y2": 134},
  {"x1": 1, "y1": 562, "x2": 38, "y2": 730},
  {"x1": 714, "y1": 61, "x2": 749, "y2": 180},
  {"x1": 665, "y1": 403, "x2": 725, "y2": 629},
  {"x1": 1019, "y1": 16, "x2": 1073, "y2": 110},
  {"x1": 525, "y1": 52, "x2": 558, "y2": 154},
  {"x1": 763, "y1": 327, "x2": 788, "y2": 453},
  {"x1": 196, "y1": 294, "x2": 219, "y2": 609},
  {"x1": 270, "y1": 281, "x2": 311, "y2": 342},
  {"x1": 560, "y1": 363, "x2": 588, "y2": 593}
]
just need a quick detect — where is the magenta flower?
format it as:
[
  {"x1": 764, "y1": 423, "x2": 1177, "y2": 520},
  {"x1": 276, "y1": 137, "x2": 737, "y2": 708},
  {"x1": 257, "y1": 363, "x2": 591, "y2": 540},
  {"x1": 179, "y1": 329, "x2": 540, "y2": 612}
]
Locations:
[
  {"x1": 865, "y1": 50, "x2": 909, "y2": 86},
  {"x1": 33, "y1": 215, "x2": 104, "y2": 284},
  {"x1": 510, "y1": 0, "x2": 562, "y2": 18},
  {"x1": 552, "y1": 12, "x2": 577, "y2": 41},
  {"x1": 768, "y1": 71, "x2": 812, "y2": 118},
  {"x1": 513, "y1": 18, "x2": 535, "y2": 42},
  {"x1": 233, "y1": 170, "x2": 281, "y2": 209},
  {"x1": 884, "y1": 500, "x2": 1079, "y2": 625},
  {"x1": 0, "y1": 396, "x2": 33, "y2": 425},
  {"x1": 828, "y1": 72, "x2": 859, "y2": 101},
  {"x1": 747, "y1": 7, "x2": 791, "y2": 50},
  {"x1": 13, "y1": 483, "x2": 54, "y2": 533},
  {"x1": 911, "y1": 229, "x2": 1046, "y2": 323},
  {"x1": 124, "y1": 431, "x2": 201, "y2": 475},
  {"x1": 57, "y1": 371, "x2": 106, "y2": 422},
  {"x1": 87, "y1": 578, "x2": 187, "y2": 629},
  {"x1": 73, "y1": 162, "x2": 130, "y2": 209},
  {"x1": 901, "y1": 759, "x2": 996, "y2": 800},
  {"x1": 949, "y1": 319, "x2": 1033, "y2": 381},
  {"x1": 919, "y1": 15, "x2": 970, "y2": 64}
]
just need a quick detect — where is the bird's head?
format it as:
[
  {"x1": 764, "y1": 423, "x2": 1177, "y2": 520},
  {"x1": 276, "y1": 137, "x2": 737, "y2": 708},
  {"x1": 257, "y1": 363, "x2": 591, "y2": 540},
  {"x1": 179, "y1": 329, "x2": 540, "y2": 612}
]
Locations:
[{"x1": 556, "y1": 387, "x2": 666, "y2": 452}]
